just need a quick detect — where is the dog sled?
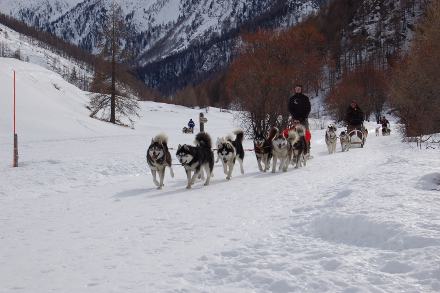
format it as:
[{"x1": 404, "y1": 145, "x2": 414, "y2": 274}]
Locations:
[
  {"x1": 182, "y1": 126, "x2": 194, "y2": 134},
  {"x1": 347, "y1": 125, "x2": 366, "y2": 148}
]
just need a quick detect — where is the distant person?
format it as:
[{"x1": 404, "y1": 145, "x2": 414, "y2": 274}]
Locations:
[
  {"x1": 288, "y1": 84, "x2": 311, "y2": 130},
  {"x1": 188, "y1": 119, "x2": 195, "y2": 132},
  {"x1": 345, "y1": 100, "x2": 364, "y2": 133},
  {"x1": 380, "y1": 116, "x2": 390, "y2": 129},
  {"x1": 380, "y1": 116, "x2": 391, "y2": 136}
]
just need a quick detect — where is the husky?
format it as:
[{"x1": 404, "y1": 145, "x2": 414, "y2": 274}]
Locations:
[
  {"x1": 290, "y1": 125, "x2": 308, "y2": 168},
  {"x1": 216, "y1": 130, "x2": 245, "y2": 180},
  {"x1": 147, "y1": 134, "x2": 174, "y2": 189},
  {"x1": 382, "y1": 126, "x2": 391, "y2": 136},
  {"x1": 176, "y1": 132, "x2": 214, "y2": 189},
  {"x1": 182, "y1": 126, "x2": 194, "y2": 134},
  {"x1": 254, "y1": 127, "x2": 277, "y2": 172},
  {"x1": 272, "y1": 128, "x2": 293, "y2": 173},
  {"x1": 340, "y1": 131, "x2": 350, "y2": 152},
  {"x1": 375, "y1": 126, "x2": 380, "y2": 136},
  {"x1": 325, "y1": 124, "x2": 338, "y2": 154}
]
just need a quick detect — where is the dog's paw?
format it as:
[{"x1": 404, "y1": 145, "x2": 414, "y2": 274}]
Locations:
[
  {"x1": 186, "y1": 185, "x2": 192, "y2": 189},
  {"x1": 157, "y1": 186, "x2": 163, "y2": 190},
  {"x1": 226, "y1": 176, "x2": 231, "y2": 180},
  {"x1": 204, "y1": 182, "x2": 210, "y2": 186}
]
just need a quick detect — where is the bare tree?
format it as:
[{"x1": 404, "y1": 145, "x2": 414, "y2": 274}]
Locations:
[{"x1": 390, "y1": 0, "x2": 440, "y2": 137}]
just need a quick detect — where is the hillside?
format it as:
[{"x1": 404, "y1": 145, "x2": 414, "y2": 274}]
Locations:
[
  {"x1": 1, "y1": 57, "x2": 440, "y2": 292},
  {"x1": 0, "y1": 22, "x2": 92, "y2": 89}
]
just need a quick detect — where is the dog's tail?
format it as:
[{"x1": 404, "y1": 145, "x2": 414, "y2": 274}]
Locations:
[
  {"x1": 233, "y1": 129, "x2": 244, "y2": 143},
  {"x1": 296, "y1": 125, "x2": 306, "y2": 137},
  {"x1": 153, "y1": 133, "x2": 168, "y2": 145},
  {"x1": 287, "y1": 129, "x2": 300, "y2": 144},
  {"x1": 195, "y1": 132, "x2": 212, "y2": 149},
  {"x1": 267, "y1": 127, "x2": 279, "y2": 141}
]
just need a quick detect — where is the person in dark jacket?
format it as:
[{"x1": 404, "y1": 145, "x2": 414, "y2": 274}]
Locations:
[
  {"x1": 345, "y1": 100, "x2": 364, "y2": 132},
  {"x1": 380, "y1": 116, "x2": 390, "y2": 129},
  {"x1": 288, "y1": 85, "x2": 311, "y2": 130},
  {"x1": 188, "y1": 119, "x2": 195, "y2": 132}
]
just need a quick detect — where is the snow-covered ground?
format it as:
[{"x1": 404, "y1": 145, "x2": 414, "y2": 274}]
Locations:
[{"x1": 1, "y1": 58, "x2": 440, "y2": 292}]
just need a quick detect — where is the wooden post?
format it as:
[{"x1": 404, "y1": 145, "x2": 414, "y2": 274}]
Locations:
[
  {"x1": 13, "y1": 70, "x2": 18, "y2": 167},
  {"x1": 199, "y1": 113, "x2": 204, "y2": 132},
  {"x1": 13, "y1": 134, "x2": 18, "y2": 167}
]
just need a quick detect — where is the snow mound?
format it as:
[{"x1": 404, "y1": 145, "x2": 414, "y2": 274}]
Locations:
[
  {"x1": 310, "y1": 214, "x2": 440, "y2": 250},
  {"x1": 416, "y1": 173, "x2": 440, "y2": 191},
  {"x1": 0, "y1": 58, "x2": 125, "y2": 143}
]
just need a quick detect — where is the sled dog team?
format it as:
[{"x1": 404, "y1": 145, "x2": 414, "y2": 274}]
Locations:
[
  {"x1": 326, "y1": 124, "x2": 370, "y2": 154},
  {"x1": 148, "y1": 122, "x2": 390, "y2": 189},
  {"x1": 147, "y1": 126, "x2": 308, "y2": 189}
]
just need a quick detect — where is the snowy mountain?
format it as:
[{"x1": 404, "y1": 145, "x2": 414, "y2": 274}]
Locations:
[
  {"x1": 0, "y1": 0, "x2": 82, "y2": 27},
  {"x1": 1, "y1": 0, "x2": 320, "y2": 59},
  {"x1": 0, "y1": 0, "x2": 428, "y2": 94},
  {"x1": 0, "y1": 0, "x2": 323, "y2": 92},
  {"x1": 1, "y1": 56, "x2": 440, "y2": 292}
]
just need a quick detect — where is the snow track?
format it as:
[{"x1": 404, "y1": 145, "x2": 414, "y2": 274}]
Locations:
[{"x1": 1, "y1": 58, "x2": 440, "y2": 292}]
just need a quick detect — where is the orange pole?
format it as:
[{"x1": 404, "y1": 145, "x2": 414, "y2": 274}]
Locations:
[
  {"x1": 13, "y1": 70, "x2": 18, "y2": 167},
  {"x1": 13, "y1": 70, "x2": 16, "y2": 134}
]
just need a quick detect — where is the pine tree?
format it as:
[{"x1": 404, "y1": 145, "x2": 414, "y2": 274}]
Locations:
[{"x1": 89, "y1": 1, "x2": 139, "y2": 125}]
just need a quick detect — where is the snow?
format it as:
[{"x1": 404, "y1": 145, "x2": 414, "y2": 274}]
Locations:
[{"x1": 1, "y1": 57, "x2": 440, "y2": 292}]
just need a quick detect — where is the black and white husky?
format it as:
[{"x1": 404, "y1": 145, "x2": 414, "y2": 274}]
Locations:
[
  {"x1": 176, "y1": 132, "x2": 214, "y2": 189},
  {"x1": 290, "y1": 126, "x2": 307, "y2": 168},
  {"x1": 325, "y1": 124, "x2": 338, "y2": 154},
  {"x1": 147, "y1": 134, "x2": 174, "y2": 189},
  {"x1": 216, "y1": 130, "x2": 245, "y2": 180},
  {"x1": 254, "y1": 127, "x2": 277, "y2": 172},
  {"x1": 340, "y1": 131, "x2": 350, "y2": 152}
]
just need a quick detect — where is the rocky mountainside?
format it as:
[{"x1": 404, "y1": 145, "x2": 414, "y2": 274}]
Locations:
[
  {"x1": 0, "y1": 0, "x2": 427, "y2": 94},
  {"x1": 0, "y1": 0, "x2": 323, "y2": 93}
]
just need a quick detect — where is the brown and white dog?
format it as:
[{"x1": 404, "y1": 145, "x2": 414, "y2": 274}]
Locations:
[
  {"x1": 290, "y1": 125, "x2": 308, "y2": 168},
  {"x1": 254, "y1": 127, "x2": 277, "y2": 172},
  {"x1": 147, "y1": 134, "x2": 174, "y2": 189}
]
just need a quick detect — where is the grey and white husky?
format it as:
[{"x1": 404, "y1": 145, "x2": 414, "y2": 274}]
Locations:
[
  {"x1": 147, "y1": 133, "x2": 174, "y2": 189},
  {"x1": 325, "y1": 124, "x2": 338, "y2": 154},
  {"x1": 176, "y1": 132, "x2": 214, "y2": 189},
  {"x1": 216, "y1": 130, "x2": 245, "y2": 180},
  {"x1": 340, "y1": 131, "x2": 350, "y2": 152},
  {"x1": 272, "y1": 128, "x2": 292, "y2": 173}
]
